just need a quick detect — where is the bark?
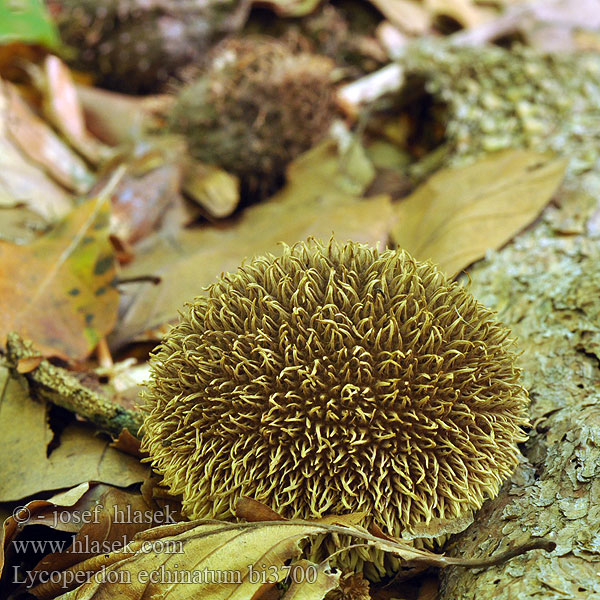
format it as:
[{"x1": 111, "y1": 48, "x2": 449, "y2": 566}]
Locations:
[{"x1": 440, "y1": 177, "x2": 600, "y2": 599}]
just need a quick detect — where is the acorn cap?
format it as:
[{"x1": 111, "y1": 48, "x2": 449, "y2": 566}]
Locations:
[{"x1": 141, "y1": 239, "x2": 529, "y2": 576}]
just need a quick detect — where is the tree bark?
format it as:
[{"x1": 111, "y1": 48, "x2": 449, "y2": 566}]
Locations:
[{"x1": 440, "y1": 179, "x2": 600, "y2": 599}]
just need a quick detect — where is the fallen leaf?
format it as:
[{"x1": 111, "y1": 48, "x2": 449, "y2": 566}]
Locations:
[
  {"x1": 0, "y1": 0, "x2": 60, "y2": 49},
  {"x1": 281, "y1": 560, "x2": 340, "y2": 600},
  {"x1": 0, "y1": 205, "x2": 49, "y2": 243},
  {"x1": 0, "y1": 484, "x2": 90, "y2": 581},
  {"x1": 0, "y1": 86, "x2": 73, "y2": 220},
  {"x1": 0, "y1": 366, "x2": 52, "y2": 501},
  {"x1": 40, "y1": 55, "x2": 112, "y2": 165},
  {"x1": 0, "y1": 194, "x2": 119, "y2": 359},
  {"x1": 0, "y1": 482, "x2": 175, "y2": 591},
  {"x1": 416, "y1": 575, "x2": 439, "y2": 600},
  {"x1": 30, "y1": 486, "x2": 174, "y2": 583},
  {"x1": 75, "y1": 85, "x2": 172, "y2": 146},
  {"x1": 0, "y1": 367, "x2": 147, "y2": 504},
  {"x1": 108, "y1": 160, "x2": 184, "y2": 245},
  {"x1": 110, "y1": 430, "x2": 143, "y2": 458},
  {"x1": 45, "y1": 521, "x2": 332, "y2": 599},
  {"x1": 391, "y1": 150, "x2": 567, "y2": 277},
  {"x1": 16, "y1": 354, "x2": 43, "y2": 373},
  {"x1": 4, "y1": 81, "x2": 95, "y2": 194},
  {"x1": 112, "y1": 139, "x2": 396, "y2": 347},
  {"x1": 42, "y1": 519, "x2": 553, "y2": 600},
  {"x1": 235, "y1": 497, "x2": 287, "y2": 523}
]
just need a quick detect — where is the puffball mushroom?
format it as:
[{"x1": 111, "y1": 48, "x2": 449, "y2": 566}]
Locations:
[
  {"x1": 50, "y1": 0, "x2": 245, "y2": 94},
  {"x1": 168, "y1": 37, "x2": 337, "y2": 197},
  {"x1": 141, "y1": 239, "x2": 529, "y2": 578}
]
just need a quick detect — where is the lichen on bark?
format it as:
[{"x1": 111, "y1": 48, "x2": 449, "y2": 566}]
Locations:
[
  {"x1": 403, "y1": 42, "x2": 600, "y2": 180},
  {"x1": 439, "y1": 177, "x2": 600, "y2": 598}
]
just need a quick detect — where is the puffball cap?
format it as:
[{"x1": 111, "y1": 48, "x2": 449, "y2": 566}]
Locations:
[{"x1": 141, "y1": 239, "x2": 528, "y2": 542}]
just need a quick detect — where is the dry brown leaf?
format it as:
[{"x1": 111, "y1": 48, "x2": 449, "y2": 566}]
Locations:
[
  {"x1": 16, "y1": 354, "x2": 43, "y2": 373},
  {"x1": 40, "y1": 519, "x2": 553, "y2": 600},
  {"x1": 391, "y1": 150, "x2": 567, "y2": 277},
  {"x1": 75, "y1": 85, "x2": 172, "y2": 146},
  {"x1": 235, "y1": 497, "x2": 287, "y2": 522},
  {"x1": 0, "y1": 367, "x2": 147, "y2": 504},
  {"x1": 30, "y1": 486, "x2": 174, "y2": 583},
  {"x1": 45, "y1": 521, "x2": 332, "y2": 600},
  {"x1": 110, "y1": 429, "x2": 143, "y2": 458},
  {"x1": 0, "y1": 194, "x2": 119, "y2": 359},
  {"x1": 416, "y1": 575, "x2": 440, "y2": 600},
  {"x1": 0, "y1": 87, "x2": 72, "y2": 220},
  {"x1": 108, "y1": 159, "x2": 184, "y2": 245},
  {"x1": 281, "y1": 560, "x2": 340, "y2": 600},
  {"x1": 0, "y1": 484, "x2": 90, "y2": 581},
  {"x1": 40, "y1": 56, "x2": 112, "y2": 165},
  {"x1": 3, "y1": 81, "x2": 94, "y2": 194},
  {"x1": 112, "y1": 139, "x2": 395, "y2": 347}
]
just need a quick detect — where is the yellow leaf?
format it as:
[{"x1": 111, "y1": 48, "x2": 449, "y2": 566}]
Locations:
[
  {"x1": 0, "y1": 367, "x2": 147, "y2": 504},
  {"x1": 0, "y1": 195, "x2": 119, "y2": 359},
  {"x1": 281, "y1": 560, "x2": 339, "y2": 600},
  {"x1": 46, "y1": 520, "x2": 553, "y2": 599},
  {"x1": 113, "y1": 139, "x2": 395, "y2": 346},
  {"x1": 391, "y1": 150, "x2": 567, "y2": 277},
  {"x1": 50, "y1": 521, "x2": 331, "y2": 600}
]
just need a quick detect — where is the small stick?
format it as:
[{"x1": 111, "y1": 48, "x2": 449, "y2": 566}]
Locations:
[
  {"x1": 96, "y1": 337, "x2": 113, "y2": 368},
  {"x1": 6, "y1": 333, "x2": 144, "y2": 439}
]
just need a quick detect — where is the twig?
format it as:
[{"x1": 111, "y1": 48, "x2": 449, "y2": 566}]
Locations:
[
  {"x1": 6, "y1": 333, "x2": 144, "y2": 439},
  {"x1": 116, "y1": 274, "x2": 162, "y2": 285}
]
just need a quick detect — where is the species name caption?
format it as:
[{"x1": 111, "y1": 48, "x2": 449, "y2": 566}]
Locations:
[
  {"x1": 13, "y1": 564, "x2": 320, "y2": 589},
  {"x1": 10, "y1": 504, "x2": 320, "y2": 589}
]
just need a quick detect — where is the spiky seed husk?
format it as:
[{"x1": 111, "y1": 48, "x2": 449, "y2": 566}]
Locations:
[
  {"x1": 168, "y1": 37, "x2": 337, "y2": 196},
  {"x1": 141, "y1": 239, "x2": 529, "y2": 578}
]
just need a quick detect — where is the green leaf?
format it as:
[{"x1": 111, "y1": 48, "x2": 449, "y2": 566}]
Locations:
[{"x1": 0, "y1": 0, "x2": 60, "y2": 49}]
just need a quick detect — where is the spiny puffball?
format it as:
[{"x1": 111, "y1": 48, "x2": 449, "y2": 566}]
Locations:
[
  {"x1": 141, "y1": 239, "x2": 529, "y2": 578},
  {"x1": 168, "y1": 37, "x2": 337, "y2": 196}
]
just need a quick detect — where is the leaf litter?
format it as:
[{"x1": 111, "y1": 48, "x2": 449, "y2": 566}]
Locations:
[{"x1": 0, "y1": 4, "x2": 581, "y2": 598}]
